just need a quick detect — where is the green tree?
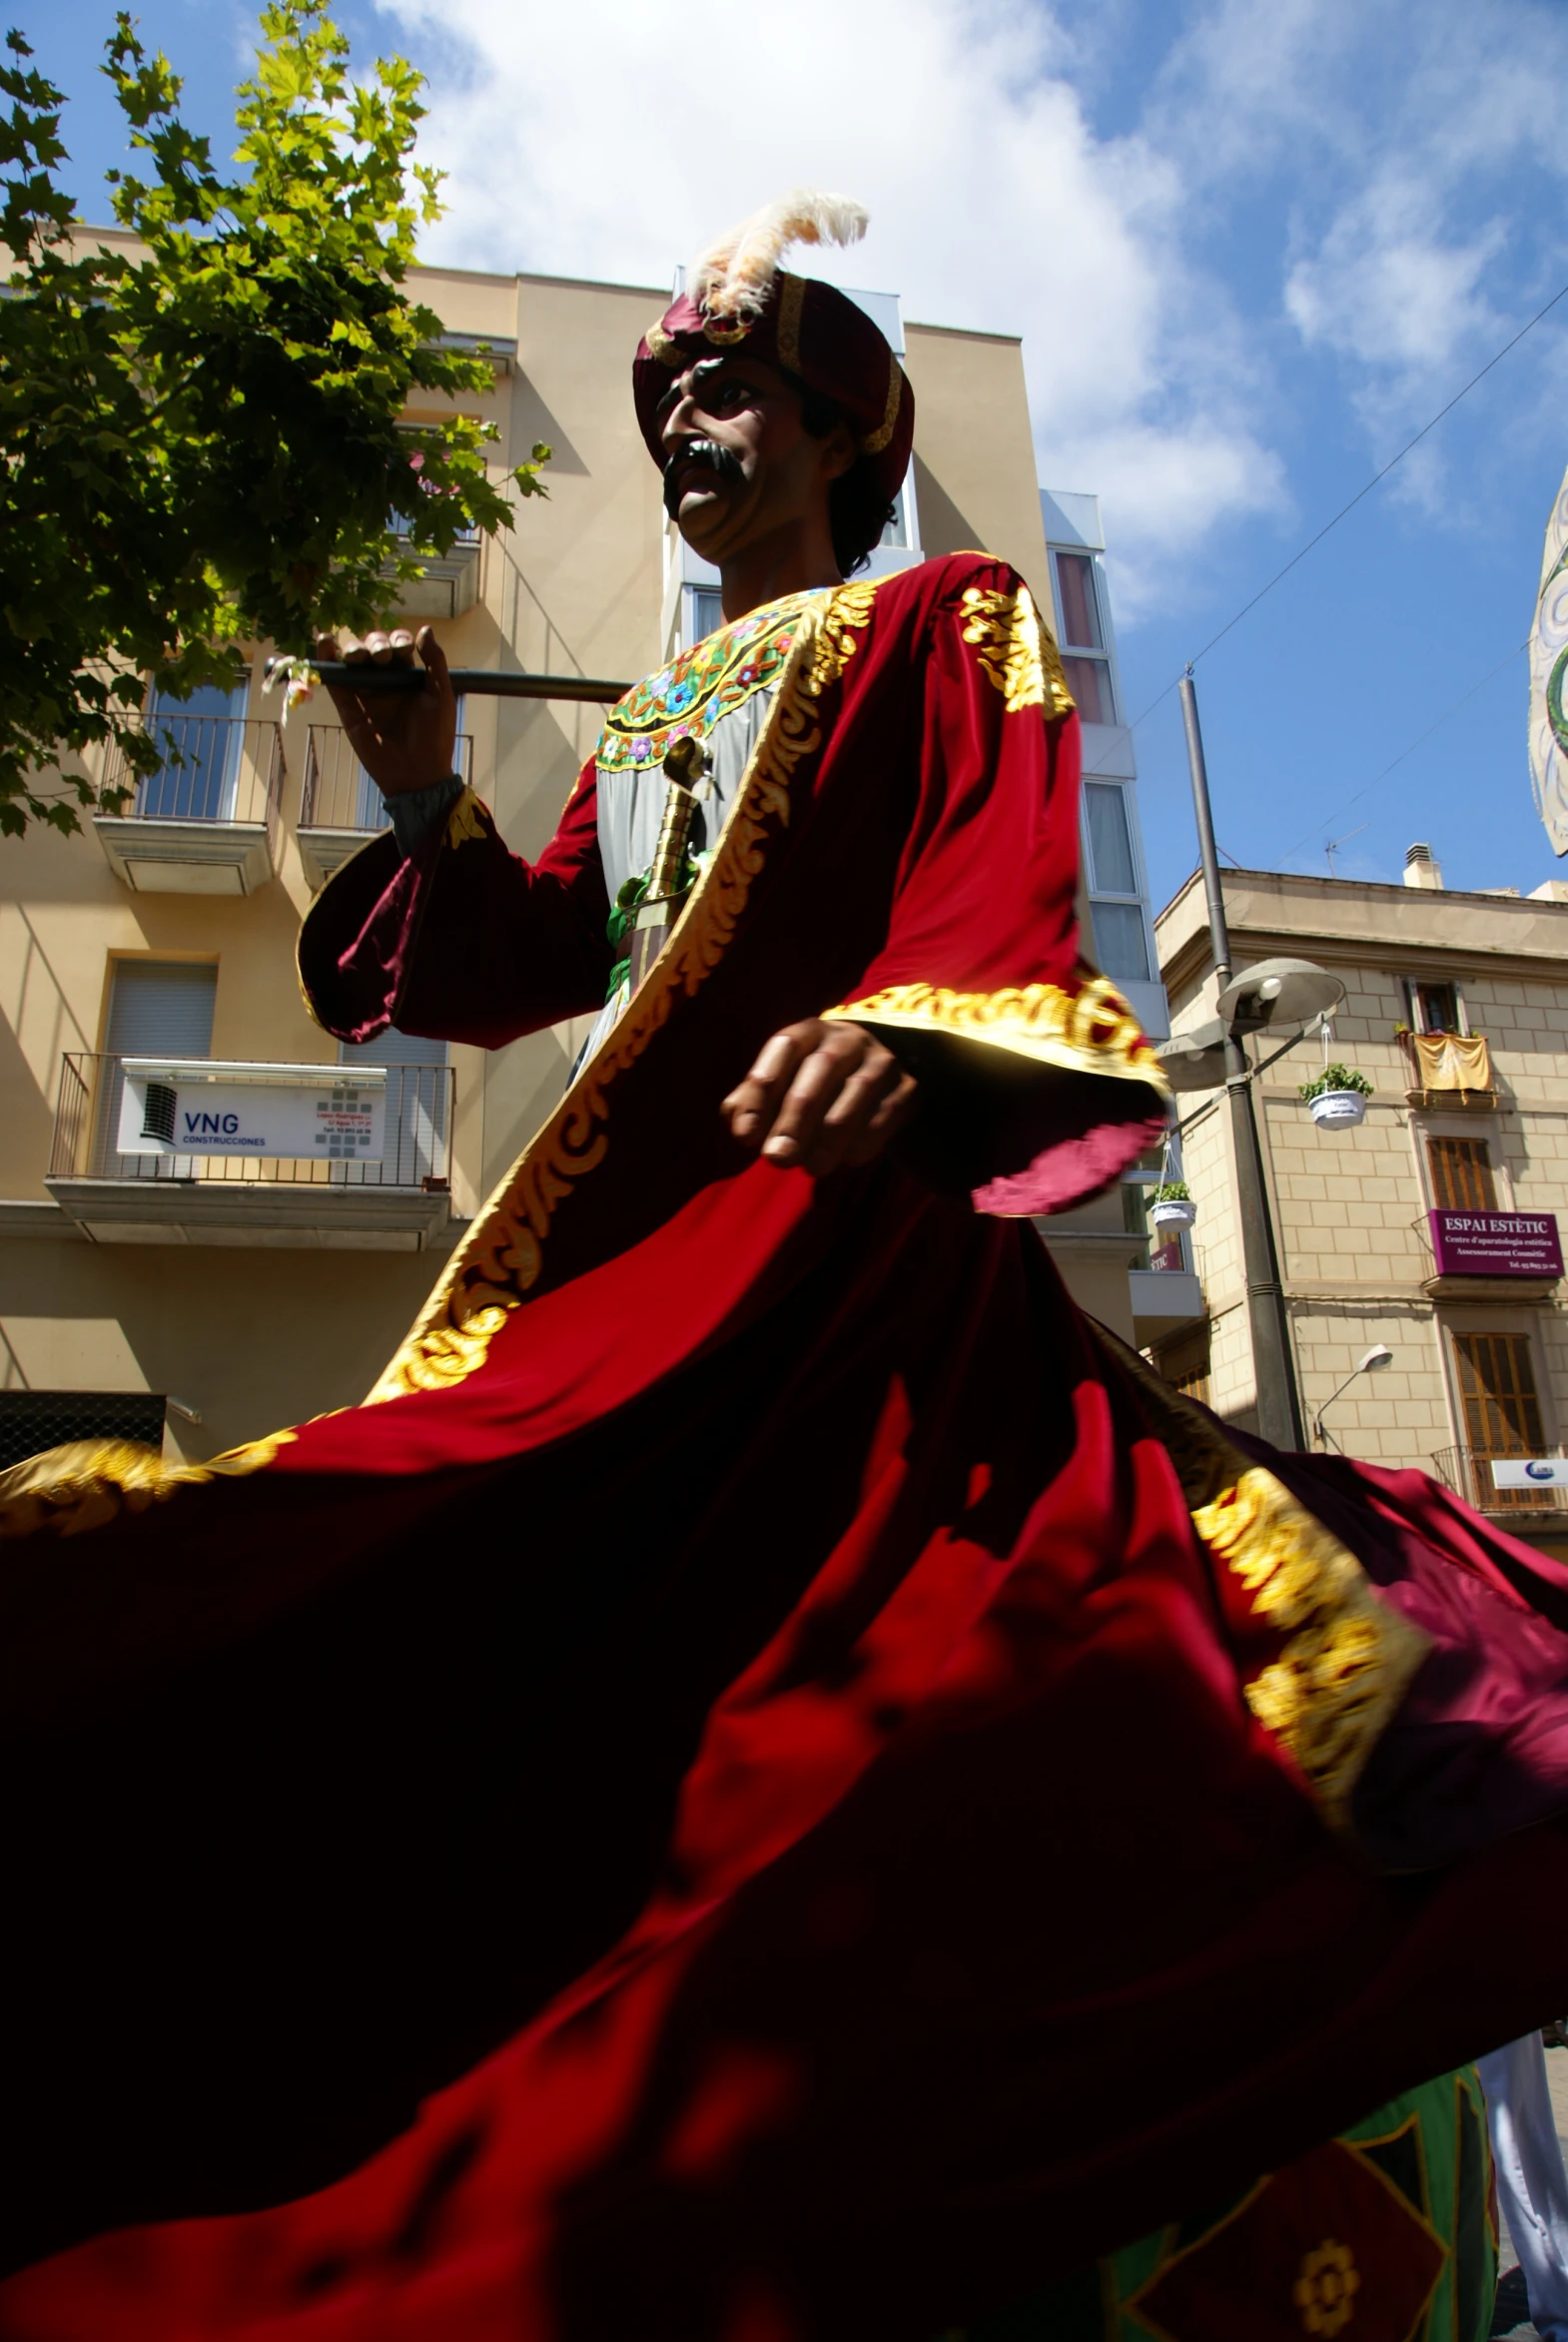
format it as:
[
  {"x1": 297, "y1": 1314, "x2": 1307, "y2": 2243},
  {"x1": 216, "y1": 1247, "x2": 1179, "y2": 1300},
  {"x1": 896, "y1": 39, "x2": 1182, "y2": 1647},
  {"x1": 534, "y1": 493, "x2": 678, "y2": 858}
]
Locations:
[{"x1": 0, "y1": 4, "x2": 546, "y2": 836}]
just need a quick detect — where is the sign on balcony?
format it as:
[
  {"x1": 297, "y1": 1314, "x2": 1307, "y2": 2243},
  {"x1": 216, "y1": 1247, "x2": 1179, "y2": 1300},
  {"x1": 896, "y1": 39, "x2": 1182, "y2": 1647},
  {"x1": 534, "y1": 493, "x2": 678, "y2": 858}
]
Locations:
[
  {"x1": 1429, "y1": 1207, "x2": 1563, "y2": 1277},
  {"x1": 1492, "y1": 1458, "x2": 1568, "y2": 1488},
  {"x1": 118, "y1": 1060, "x2": 387, "y2": 1163}
]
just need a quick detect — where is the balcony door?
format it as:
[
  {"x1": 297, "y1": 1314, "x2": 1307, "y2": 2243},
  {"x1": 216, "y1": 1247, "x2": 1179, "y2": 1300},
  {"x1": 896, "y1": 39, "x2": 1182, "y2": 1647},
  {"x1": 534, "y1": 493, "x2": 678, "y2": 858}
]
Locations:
[
  {"x1": 1452, "y1": 1329, "x2": 1548, "y2": 1509},
  {"x1": 141, "y1": 673, "x2": 250, "y2": 821},
  {"x1": 94, "y1": 960, "x2": 217, "y2": 1175},
  {"x1": 338, "y1": 1026, "x2": 448, "y2": 1186}
]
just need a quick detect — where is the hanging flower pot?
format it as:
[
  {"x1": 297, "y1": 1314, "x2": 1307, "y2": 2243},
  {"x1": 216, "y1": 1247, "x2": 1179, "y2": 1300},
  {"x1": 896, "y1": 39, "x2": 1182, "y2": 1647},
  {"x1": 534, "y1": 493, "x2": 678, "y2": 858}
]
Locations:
[
  {"x1": 1308, "y1": 1090, "x2": 1367, "y2": 1129},
  {"x1": 1299, "y1": 1064, "x2": 1372, "y2": 1131},
  {"x1": 1151, "y1": 1182, "x2": 1196, "y2": 1229}
]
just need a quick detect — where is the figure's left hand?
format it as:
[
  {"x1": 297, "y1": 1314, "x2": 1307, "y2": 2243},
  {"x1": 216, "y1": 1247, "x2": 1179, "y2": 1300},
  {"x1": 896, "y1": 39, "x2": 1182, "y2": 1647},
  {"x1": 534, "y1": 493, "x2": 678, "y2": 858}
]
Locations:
[{"x1": 721, "y1": 1019, "x2": 918, "y2": 1174}]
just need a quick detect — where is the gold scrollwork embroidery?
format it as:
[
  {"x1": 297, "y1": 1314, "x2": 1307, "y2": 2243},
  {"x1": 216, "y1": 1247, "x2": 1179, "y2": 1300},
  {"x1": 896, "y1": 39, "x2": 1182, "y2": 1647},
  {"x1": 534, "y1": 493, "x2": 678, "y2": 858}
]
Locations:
[
  {"x1": 0, "y1": 1427, "x2": 299, "y2": 1544},
  {"x1": 775, "y1": 272, "x2": 805, "y2": 375},
  {"x1": 1190, "y1": 1467, "x2": 1430, "y2": 1830},
  {"x1": 644, "y1": 322, "x2": 679, "y2": 367},
  {"x1": 822, "y1": 976, "x2": 1168, "y2": 1091},
  {"x1": 365, "y1": 576, "x2": 885, "y2": 1404},
  {"x1": 444, "y1": 786, "x2": 487, "y2": 850},
  {"x1": 960, "y1": 584, "x2": 1075, "y2": 719},
  {"x1": 860, "y1": 361, "x2": 903, "y2": 457}
]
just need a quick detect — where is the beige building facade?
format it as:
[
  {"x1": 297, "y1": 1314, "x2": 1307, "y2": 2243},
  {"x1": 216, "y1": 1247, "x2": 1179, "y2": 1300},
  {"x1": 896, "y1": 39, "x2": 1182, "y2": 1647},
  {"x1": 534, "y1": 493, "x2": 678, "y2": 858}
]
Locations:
[
  {"x1": 1154, "y1": 857, "x2": 1568, "y2": 1553},
  {"x1": 3, "y1": 237, "x2": 1158, "y2": 1467}
]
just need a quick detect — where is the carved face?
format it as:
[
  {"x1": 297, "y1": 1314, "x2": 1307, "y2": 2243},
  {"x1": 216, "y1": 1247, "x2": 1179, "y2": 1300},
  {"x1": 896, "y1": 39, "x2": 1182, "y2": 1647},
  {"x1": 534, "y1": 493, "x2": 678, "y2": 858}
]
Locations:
[{"x1": 655, "y1": 354, "x2": 853, "y2": 569}]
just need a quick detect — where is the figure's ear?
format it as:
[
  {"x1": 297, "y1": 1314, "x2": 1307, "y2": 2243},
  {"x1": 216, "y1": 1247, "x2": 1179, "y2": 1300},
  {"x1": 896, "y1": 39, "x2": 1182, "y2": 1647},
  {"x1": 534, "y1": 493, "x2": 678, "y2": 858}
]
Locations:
[{"x1": 817, "y1": 416, "x2": 857, "y2": 486}]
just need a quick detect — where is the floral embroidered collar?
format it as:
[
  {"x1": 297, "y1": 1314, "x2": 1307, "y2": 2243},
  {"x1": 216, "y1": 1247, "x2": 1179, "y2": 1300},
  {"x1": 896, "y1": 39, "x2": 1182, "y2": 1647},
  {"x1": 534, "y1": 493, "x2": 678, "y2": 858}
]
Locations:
[{"x1": 596, "y1": 588, "x2": 829, "y2": 774}]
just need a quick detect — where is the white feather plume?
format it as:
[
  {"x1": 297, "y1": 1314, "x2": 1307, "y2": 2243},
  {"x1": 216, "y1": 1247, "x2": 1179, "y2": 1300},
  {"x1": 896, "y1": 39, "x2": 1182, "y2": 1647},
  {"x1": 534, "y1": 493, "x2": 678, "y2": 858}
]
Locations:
[{"x1": 690, "y1": 190, "x2": 869, "y2": 324}]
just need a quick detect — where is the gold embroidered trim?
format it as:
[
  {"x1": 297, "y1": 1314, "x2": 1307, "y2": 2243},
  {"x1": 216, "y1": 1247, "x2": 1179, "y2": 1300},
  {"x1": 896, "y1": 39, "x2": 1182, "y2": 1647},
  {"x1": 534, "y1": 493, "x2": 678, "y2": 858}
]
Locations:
[
  {"x1": 1190, "y1": 1468, "x2": 1431, "y2": 1831},
  {"x1": 775, "y1": 272, "x2": 805, "y2": 375},
  {"x1": 444, "y1": 785, "x2": 486, "y2": 849},
  {"x1": 860, "y1": 360, "x2": 904, "y2": 458},
  {"x1": 960, "y1": 584, "x2": 1075, "y2": 719},
  {"x1": 823, "y1": 977, "x2": 1168, "y2": 1091},
  {"x1": 365, "y1": 576, "x2": 884, "y2": 1402},
  {"x1": 0, "y1": 1428, "x2": 299, "y2": 1543},
  {"x1": 644, "y1": 322, "x2": 678, "y2": 367}
]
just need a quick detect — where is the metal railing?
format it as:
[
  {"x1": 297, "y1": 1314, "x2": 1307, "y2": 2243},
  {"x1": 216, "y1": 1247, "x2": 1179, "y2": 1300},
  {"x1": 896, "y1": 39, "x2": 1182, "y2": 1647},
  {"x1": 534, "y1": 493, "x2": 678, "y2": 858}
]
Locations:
[
  {"x1": 299, "y1": 727, "x2": 474, "y2": 832},
  {"x1": 100, "y1": 715, "x2": 286, "y2": 829},
  {"x1": 1429, "y1": 1444, "x2": 1568, "y2": 1512},
  {"x1": 51, "y1": 1053, "x2": 454, "y2": 1190}
]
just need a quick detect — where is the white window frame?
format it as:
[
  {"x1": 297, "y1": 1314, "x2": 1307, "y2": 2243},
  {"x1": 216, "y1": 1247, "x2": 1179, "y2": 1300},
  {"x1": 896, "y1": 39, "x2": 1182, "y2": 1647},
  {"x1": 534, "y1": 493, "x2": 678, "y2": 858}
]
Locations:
[
  {"x1": 1081, "y1": 778, "x2": 1158, "y2": 989},
  {"x1": 1049, "y1": 546, "x2": 1118, "y2": 726}
]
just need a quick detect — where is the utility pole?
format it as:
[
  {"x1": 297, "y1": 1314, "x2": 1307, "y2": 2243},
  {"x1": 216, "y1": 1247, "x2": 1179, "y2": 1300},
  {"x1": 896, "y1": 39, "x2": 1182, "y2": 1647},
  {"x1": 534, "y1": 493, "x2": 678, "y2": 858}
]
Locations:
[{"x1": 1177, "y1": 669, "x2": 1306, "y2": 1451}]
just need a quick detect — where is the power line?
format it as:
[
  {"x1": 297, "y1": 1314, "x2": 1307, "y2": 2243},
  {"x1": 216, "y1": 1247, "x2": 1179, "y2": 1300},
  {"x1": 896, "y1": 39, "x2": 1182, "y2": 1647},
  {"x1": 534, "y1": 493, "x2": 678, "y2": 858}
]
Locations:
[
  {"x1": 1275, "y1": 636, "x2": 1529, "y2": 862},
  {"x1": 1126, "y1": 275, "x2": 1568, "y2": 734}
]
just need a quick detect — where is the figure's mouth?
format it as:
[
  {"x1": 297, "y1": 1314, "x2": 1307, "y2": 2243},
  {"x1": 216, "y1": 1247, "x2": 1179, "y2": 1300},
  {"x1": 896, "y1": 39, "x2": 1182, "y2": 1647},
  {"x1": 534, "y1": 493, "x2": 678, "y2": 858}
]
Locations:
[{"x1": 663, "y1": 437, "x2": 744, "y2": 519}]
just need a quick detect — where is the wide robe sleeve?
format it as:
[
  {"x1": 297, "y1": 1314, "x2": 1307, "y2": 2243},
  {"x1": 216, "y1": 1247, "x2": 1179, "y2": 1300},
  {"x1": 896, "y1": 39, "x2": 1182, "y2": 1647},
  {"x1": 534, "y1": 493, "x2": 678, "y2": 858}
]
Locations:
[
  {"x1": 296, "y1": 767, "x2": 612, "y2": 1050},
  {"x1": 821, "y1": 558, "x2": 1170, "y2": 1211}
]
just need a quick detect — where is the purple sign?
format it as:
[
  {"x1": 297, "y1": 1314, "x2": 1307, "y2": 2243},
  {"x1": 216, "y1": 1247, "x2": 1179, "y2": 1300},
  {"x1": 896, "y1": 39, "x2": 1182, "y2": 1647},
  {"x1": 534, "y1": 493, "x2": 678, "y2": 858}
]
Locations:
[{"x1": 1429, "y1": 1208, "x2": 1564, "y2": 1277}]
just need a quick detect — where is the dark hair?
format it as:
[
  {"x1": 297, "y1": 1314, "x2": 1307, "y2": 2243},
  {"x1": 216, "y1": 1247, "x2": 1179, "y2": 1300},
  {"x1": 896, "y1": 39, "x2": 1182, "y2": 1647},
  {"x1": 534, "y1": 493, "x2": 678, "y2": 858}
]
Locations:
[{"x1": 792, "y1": 378, "x2": 898, "y2": 577}]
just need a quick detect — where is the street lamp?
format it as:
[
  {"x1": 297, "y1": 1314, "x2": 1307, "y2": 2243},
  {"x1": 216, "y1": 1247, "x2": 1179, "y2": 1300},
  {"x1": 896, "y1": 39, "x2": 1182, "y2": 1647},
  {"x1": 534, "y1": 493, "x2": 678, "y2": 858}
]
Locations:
[
  {"x1": 1155, "y1": 670, "x2": 1345, "y2": 1452},
  {"x1": 1314, "y1": 1345, "x2": 1394, "y2": 1453}
]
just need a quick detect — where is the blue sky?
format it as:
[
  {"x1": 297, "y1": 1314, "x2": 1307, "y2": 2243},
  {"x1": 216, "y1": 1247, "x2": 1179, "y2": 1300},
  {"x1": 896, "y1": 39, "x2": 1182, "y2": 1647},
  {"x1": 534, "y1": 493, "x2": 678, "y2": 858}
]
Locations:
[{"x1": 20, "y1": 0, "x2": 1568, "y2": 912}]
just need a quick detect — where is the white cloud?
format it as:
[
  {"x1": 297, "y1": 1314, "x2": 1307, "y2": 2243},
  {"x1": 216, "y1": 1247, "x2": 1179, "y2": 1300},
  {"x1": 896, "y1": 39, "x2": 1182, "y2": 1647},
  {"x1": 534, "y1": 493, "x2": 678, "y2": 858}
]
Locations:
[{"x1": 372, "y1": 0, "x2": 1285, "y2": 615}]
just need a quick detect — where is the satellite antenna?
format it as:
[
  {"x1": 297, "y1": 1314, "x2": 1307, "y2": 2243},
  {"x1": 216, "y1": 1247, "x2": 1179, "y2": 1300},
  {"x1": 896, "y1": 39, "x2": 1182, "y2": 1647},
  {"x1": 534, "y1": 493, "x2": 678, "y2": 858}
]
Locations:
[{"x1": 1323, "y1": 822, "x2": 1367, "y2": 877}]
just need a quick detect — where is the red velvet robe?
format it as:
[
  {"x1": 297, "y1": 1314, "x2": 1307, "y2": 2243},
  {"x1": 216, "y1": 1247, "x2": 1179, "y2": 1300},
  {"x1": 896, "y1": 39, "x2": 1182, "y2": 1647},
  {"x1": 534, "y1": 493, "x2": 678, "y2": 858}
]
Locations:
[{"x1": 4, "y1": 553, "x2": 1568, "y2": 2340}]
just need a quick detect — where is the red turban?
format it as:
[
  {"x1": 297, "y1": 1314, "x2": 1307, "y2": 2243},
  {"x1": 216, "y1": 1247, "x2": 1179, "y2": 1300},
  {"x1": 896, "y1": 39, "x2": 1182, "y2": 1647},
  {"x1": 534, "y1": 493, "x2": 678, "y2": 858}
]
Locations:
[{"x1": 633, "y1": 244, "x2": 914, "y2": 507}]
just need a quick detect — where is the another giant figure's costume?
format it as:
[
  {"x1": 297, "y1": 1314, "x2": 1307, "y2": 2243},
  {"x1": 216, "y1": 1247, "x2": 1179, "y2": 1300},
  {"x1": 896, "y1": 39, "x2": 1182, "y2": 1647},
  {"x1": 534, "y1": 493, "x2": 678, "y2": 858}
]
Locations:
[{"x1": 5, "y1": 228, "x2": 1568, "y2": 2342}]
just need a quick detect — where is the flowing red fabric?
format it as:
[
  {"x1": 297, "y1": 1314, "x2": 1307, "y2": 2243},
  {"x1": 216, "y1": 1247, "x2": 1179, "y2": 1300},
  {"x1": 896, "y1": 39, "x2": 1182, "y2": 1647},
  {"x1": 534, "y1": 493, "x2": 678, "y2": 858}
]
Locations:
[{"x1": 4, "y1": 557, "x2": 1568, "y2": 2339}]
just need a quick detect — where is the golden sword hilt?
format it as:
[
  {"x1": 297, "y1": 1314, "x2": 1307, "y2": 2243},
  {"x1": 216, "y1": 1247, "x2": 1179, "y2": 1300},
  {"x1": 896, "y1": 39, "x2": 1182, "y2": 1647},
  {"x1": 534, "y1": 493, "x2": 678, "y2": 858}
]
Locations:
[{"x1": 642, "y1": 733, "x2": 712, "y2": 912}]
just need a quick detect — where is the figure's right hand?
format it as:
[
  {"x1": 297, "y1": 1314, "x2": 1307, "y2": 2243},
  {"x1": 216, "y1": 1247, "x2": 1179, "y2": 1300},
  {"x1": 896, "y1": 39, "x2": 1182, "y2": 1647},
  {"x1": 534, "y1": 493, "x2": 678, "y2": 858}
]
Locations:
[{"x1": 315, "y1": 624, "x2": 458, "y2": 800}]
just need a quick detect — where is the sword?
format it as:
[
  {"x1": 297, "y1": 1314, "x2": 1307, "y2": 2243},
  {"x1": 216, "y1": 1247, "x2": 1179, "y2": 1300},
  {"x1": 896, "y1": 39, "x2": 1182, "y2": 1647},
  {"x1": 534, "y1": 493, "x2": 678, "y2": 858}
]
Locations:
[{"x1": 626, "y1": 734, "x2": 713, "y2": 993}]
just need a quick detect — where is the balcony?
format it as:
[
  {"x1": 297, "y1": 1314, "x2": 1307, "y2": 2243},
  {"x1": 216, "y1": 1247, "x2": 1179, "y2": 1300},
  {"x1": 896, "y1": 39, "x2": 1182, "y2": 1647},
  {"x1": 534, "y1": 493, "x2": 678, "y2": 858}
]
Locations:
[
  {"x1": 296, "y1": 726, "x2": 475, "y2": 890},
  {"x1": 1399, "y1": 1029, "x2": 1495, "y2": 1109},
  {"x1": 1430, "y1": 1445, "x2": 1568, "y2": 1516},
  {"x1": 46, "y1": 1053, "x2": 456, "y2": 1249},
  {"x1": 93, "y1": 716, "x2": 286, "y2": 895}
]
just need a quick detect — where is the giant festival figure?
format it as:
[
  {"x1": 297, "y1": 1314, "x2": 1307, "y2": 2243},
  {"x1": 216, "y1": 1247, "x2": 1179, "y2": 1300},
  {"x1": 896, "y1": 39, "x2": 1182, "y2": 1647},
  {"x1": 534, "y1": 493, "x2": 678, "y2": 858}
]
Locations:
[{"x1": 4, "y1": 194, "x2": 1568, "y2": 2340}]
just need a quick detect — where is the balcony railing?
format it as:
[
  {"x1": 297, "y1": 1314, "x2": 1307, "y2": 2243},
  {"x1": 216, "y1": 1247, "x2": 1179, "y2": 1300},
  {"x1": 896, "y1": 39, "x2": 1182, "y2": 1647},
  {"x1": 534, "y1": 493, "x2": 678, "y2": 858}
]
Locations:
[
  {"x1": 50, "y1": 1053, "x2": 453, "y2": 1191},
  {"x1": 101, "y1": 715, "x2": 286, "y2": 829},
  {"x1": 1430, "y1": 1444, "x2": 1568, "y2": 1512},
  {"x1": 300, "y1": 727, "x2": 474, "y2": 834}
]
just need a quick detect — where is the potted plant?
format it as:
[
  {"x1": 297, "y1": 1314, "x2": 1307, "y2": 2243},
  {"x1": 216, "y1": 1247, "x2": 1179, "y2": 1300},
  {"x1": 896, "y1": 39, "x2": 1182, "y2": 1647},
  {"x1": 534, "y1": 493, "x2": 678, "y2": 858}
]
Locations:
[
  {"x1": 1150, "y1": 1179, "x2": 1196, "y2": 1229},
  {"x1": 1299, "y1": 1064, "x2": 1373, "y2": 1129}
]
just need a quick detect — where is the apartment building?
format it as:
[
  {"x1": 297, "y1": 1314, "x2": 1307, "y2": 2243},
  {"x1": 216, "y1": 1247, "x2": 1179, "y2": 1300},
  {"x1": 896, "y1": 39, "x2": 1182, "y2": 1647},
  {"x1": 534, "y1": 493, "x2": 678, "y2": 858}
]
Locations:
[
  {"x1": 1031, "y1": 490, "x2": 1190, "y2": 1345},
  {"x1": 1154, "y1": 848, "x2": 1568, "y2": 1555},
  {"x1": 3, "y1": 238, "x2": 1149, "y2": 1464}
]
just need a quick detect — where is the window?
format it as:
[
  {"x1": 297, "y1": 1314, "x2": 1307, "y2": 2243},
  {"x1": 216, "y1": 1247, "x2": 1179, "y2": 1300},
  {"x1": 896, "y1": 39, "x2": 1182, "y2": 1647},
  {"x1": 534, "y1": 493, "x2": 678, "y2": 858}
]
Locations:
[
  {"x1": 1409, "y1": 980, "x2": 1462, "y2": 1036},
  {"x1": 1082, "y1": 781, "x2": 1151, "y2": 982},
  {"x1": 1454, "y1": 1331, "x2": 1544, "y2": 1457},
  {"x1": 141, "y1": 672, "x2": 250, "y2": 821},
  {"x1": 686, "y1": 587, "x2": 724, "y2": 648},
  {"x1": 1158, "y1": 1331, "x2": 1211, "y2": 1409},
  {"x1": 95, "y1": 960, "x2": 217, "y2": 1173},
  {"x1": 1052, "y1": 549, "x2": 1116, "y2": 724},
  {"x1": 1428, "y1": 1137, "x2": 1496, "y2": 1211}
]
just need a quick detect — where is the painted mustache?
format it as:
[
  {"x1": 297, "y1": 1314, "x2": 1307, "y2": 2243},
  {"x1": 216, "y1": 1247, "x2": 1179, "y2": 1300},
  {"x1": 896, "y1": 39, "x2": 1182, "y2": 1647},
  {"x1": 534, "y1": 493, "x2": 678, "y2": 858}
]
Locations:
[{"x1": 663, "y1": 436, "x2": 745, "y2": 519}]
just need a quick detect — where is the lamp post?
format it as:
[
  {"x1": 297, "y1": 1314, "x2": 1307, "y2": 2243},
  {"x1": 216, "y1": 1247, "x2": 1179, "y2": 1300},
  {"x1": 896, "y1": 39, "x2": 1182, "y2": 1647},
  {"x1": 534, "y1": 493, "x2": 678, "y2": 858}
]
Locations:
[
  {"x1": 1161, "y1": 670, "x2": 1343, "y2": 1453},
  {"x1": 1313, "y1": 1344, "x2": 1393, "y2": 1452}
]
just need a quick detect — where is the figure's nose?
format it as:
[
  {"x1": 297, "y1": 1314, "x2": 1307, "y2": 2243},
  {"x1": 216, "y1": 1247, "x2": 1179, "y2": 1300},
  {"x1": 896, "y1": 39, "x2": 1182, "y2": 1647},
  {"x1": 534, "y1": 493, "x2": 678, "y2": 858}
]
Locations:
[{"x1": 660, "y1": 378, "x2": 699, "y2": 453}]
